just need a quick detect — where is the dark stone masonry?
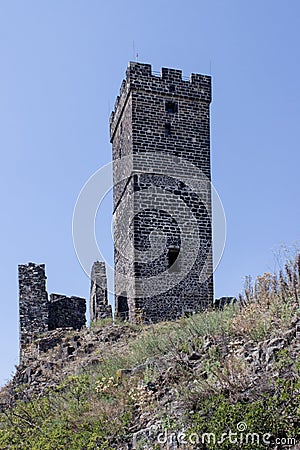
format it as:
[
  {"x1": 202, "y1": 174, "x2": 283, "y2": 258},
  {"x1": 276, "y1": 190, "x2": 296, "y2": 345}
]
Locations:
[
  {"x1": 90, "y1": 261, "x2": 112, "y2": 321},
  {"x1": 48, "y1": 294, "x2": 86, "y2": 331},
  {"x1": 18, "y1": 263, "x2": 86, "y2": 350},
  {"x1": 18, "y1": 263, "x2": 49, "y2": 345},
  {"x1": 18, "y1": 61, "x2": 215, "y2": 352},
  {"x1": 18, "y1": 262, "x2": 112, "y2": 356},
  {"x1": 111, "y1": 62, "x2": 214, "y2": 323}
]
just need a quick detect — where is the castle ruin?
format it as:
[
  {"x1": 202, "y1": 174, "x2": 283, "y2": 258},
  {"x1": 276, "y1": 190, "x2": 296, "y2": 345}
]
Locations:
[
  {"x1": 18, "y1": 61, "x2": 214, "y2": 351},
  {"x1": 18, "y1": 262, "x2": 111, "y2": 353}
]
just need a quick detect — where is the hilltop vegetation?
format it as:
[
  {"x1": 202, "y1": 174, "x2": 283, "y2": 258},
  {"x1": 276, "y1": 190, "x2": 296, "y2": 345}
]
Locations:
[{"x1": 0, "y1": 256, "x2": 300, "y2": 449}]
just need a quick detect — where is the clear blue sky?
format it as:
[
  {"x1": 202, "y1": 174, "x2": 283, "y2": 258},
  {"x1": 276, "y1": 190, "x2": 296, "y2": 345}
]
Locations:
[{"x1": 1, "y1": 1, "x2": 300, "y2": 386}]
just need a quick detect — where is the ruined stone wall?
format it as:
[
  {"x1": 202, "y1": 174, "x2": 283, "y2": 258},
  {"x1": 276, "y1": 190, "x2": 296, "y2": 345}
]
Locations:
[
  {"x1": 90, "y1": 262, "x2": 112, "y2": 321},
  {"x1": 18, "y1": 263, "x2": 86, "y2": 353},
  {"x1": 19, "y1": 263, "x2": 49, "y2": 345},
  {"x1": 111, "y1": 62, "x2": 213, "y2": 323},
  {"x1": 48, "y1": 294, "x2": 86, "y2": 330}
]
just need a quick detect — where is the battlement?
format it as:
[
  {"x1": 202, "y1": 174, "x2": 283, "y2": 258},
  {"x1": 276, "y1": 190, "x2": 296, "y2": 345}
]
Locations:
[
  {"x1": 126, "y1": 61, "x2": 210, "y2": 86},
  {"x1": 110, "y1": 62, "x2": 211, "y2": 140}
]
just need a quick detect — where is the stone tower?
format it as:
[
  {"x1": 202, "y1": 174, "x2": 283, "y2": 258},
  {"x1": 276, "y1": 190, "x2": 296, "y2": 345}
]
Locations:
[
  {"x1": 90, "y1": 261, "x2": 112, "y2": 321},
  {"x1": 110, "y1": 62, "x2": 213, "y2": 323},
  {"x1": 19, "y1": 263, "x2": 49, "y2": 345}
]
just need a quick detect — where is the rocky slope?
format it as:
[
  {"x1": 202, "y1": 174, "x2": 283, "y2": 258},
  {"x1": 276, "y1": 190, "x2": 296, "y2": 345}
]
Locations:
[{"x1": 1, "y1": 264, "x2": 300, "y2": 449}]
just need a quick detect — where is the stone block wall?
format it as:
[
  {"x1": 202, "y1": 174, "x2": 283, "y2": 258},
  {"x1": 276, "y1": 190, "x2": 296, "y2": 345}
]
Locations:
[
  {"x1": 18, "y1": 263, "x2": 49, "y2": 345},
  {"x1": 48, "y1": 294, "x2": 86, "y2": 330},
  {"x1": 111, "y1": 62, "x2": 214, "y2": 323}
]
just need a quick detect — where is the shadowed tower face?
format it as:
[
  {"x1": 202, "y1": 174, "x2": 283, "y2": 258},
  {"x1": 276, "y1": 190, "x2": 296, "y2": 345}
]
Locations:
[{"x1": 110, "y1": 62, "x2": 214, "y2": 323}]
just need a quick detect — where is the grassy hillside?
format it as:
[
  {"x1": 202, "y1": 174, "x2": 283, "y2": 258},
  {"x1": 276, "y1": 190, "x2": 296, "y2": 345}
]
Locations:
[{"x1": 0, "y1": 256, "x2": 300, "y2": 449}]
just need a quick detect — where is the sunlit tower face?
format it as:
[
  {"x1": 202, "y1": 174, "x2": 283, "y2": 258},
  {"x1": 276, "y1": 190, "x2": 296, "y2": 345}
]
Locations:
[{"x1": 111, "y1": 62, "x2": 213, "y2": 323}]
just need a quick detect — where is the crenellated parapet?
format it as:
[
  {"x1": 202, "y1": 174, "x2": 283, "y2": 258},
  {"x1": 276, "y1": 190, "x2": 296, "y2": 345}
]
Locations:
[{"x1": 110, "y1": 61, "x2": 211, "y2": 140}]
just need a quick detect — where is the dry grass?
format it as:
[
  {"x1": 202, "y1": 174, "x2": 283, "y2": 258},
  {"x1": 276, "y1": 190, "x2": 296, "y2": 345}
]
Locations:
[{"x1": 2, "y1": 254, "x2": 300, "y2": 449}]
